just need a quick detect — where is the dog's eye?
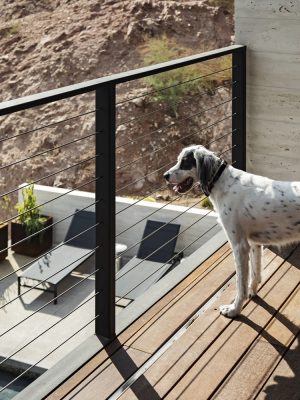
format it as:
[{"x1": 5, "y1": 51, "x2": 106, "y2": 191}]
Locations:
[
  {"x1": 180, "y1": 153, "x2": 196, "y2": 170},
  {"x1": 181, "y1": 158, "x2": 189, "y2": 169}
]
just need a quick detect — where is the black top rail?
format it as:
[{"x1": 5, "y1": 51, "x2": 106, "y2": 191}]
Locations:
[{"x1": 0, "y1": 45, "x2": 245, "y2": 116}]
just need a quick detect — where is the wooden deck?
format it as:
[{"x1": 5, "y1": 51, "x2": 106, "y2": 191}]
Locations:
[{"x1": 45, "y1": 243, "x2": 300, "y2": 400}]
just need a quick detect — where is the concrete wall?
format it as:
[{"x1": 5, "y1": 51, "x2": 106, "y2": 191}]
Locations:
[
  {"x1": 235, "y1": 1, "x2": 300, "y2": 180},
  {"x1": 28, "y1": 184, "x2": 220, "y2": 259}
]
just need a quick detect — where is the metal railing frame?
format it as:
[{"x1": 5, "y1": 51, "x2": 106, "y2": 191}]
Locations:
[{"x1": 0, "y1": 44, "x2": 246, "y2": 340}]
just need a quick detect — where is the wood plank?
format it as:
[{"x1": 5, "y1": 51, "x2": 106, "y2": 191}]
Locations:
[
  {"x1": 127, "y1": 251, "x2": 236, "y2": 354},
  {"x1": 163, "y1": 247, "x2": 300, "y2": 399},
  {"x1": 65, "y1": 247, "x2": 234, "y2": 399},
  {"x1": 256, "y1": 333, "x2": 300, "y2": 400},
  {"x1": 63, "y1": 347, "x2": 150, "y2": 400},
  {"x1": 118, "y1": 248, "x2": 285, "y2": 399},
  {"x1": 212, "y1": 284, "x2": 300, "y2": 399},
  {"x1": 45, "y1": 244, "x2": 230, "y2": 400}
]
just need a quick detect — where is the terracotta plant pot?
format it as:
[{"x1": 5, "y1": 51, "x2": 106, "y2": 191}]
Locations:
[
  {"x1": 0, "y1": 224, "x2": 8, "y2": 262},
  {"x1": 11, "y1": 216, "x2": 53, "y2": 257}
]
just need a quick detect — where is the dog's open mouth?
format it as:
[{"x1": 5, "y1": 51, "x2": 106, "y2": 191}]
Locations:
[{"x1": 173, "y1": 177, "x2": 194, "y2": 194}]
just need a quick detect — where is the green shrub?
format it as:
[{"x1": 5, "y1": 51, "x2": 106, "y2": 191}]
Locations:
[
  {"x1": 4, "y1": 23, "x2": 20, "y2": 37},
  {"x1": 200, "y1": 196, "x2": 214, "y2": 210},
  {"x1": 15, "y1": 185, "x2": 47, "y2": 236},
  {"x1": 140, "y1": 36, "x2": 231, "y2": 116}
]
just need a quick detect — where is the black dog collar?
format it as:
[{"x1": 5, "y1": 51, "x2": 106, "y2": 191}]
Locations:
[{"x1": 202, "y1": 160, "x2": 228, "y2": 196}]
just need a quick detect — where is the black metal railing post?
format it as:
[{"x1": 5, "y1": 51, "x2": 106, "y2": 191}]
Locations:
[
  {"x1": 95, "y1": 85, "x2": 116, "y2": 339},
  {"x1": 232, "y1": 46, "x2": 246, "y2": 171}
]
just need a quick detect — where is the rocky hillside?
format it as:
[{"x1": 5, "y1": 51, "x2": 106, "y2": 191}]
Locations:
[{"x1": 0, "y1": 0, "x2": 233, "y2": 208}]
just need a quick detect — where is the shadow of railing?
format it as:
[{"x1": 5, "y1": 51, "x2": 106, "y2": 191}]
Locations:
[{"x1": 239, "y1": 294, "x2": 300, "y2": 399}]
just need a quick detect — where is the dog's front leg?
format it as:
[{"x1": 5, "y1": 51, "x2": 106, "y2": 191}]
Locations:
[
  {"x1": 249, "y1": 244, "x2": 262, "y2": 298},
  {"x1": 220, "y1": 239, "x2": 250, "y2": 318}
]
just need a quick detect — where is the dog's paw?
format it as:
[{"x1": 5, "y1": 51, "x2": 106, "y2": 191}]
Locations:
[
  {"x1": 219, "y1": 303, "x2": 241, "y2": 318},
  {"x1": 248, "y1": 286, "x2": 258, "y2": 299}
]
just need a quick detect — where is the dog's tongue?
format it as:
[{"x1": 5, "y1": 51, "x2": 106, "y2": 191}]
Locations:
[
  {"x1": 173, "y1": 177, "x2": 194, "y2": 194},
  {"x1": 173, "y1": 183, "x2": 182, "y2": 193}
]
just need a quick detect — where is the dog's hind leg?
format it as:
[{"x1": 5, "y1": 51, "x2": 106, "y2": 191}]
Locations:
[
  {"x1": 248, "y1": 243, "x2": 262, "y2": 298},
  {"x1": 220, "y1": 238, "x2": 250, "y2": 318}
]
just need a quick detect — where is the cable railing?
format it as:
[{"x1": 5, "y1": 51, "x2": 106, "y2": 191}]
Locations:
[
  {"x1": 117, "y1": 81, "x2": 234, "y2": 128},
  {"x1": 0, "y1": 44, "x2": 246, "y2": 397}
]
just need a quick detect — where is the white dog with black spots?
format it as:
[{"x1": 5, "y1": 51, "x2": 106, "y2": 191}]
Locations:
[{"x1": 164, "y1": 145, "x2": 300, "y2": 318}]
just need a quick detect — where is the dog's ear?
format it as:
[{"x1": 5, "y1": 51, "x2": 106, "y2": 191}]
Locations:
[{"x1": 194, "y1": 149, "x2": 215, "y2": 195}]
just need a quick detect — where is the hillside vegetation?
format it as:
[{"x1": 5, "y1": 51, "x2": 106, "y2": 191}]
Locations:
[{"x1": 0, "y1": 0, "x2": 234, "y2": 208}]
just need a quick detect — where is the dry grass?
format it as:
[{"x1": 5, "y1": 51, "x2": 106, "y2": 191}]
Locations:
[
  {"x1": 208, "y1": 0, "x2": 234, "y2": 12},
  {"x1": 140, "y1": 36, "x2": 232, "y2": 116}
]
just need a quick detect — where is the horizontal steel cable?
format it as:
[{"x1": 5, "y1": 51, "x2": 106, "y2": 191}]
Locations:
[
  {"x1": 0, "y1": 201, "x2": 98, "y2": 257},
  {"x1": 116, "y1": 113, "x2": 234, "y2": 174},
  {"x1": 0, "y1": 314, "x2": 99, "y2": 394},
  {"x1": 115, "y1": 182, "x2": 167, "y2": 215},
  {"x1": 116, "y1": 122, "x2": 235, "y2": 194},
  {"x1": 0, "y1": 177, "x2": 98, "y2": 227},
  {"x1": 0, "y1": 222, "x2": 100, "y2": 284},
  {"x1": 115, "y1": 146, "x2": 233, "y2": 284},
  {"x1": 118, "y1": 81, "x2": 235, "y2": 127},
  {"x1": 117, "y1": 221, "x2": 219, "y2": 305},
  {"x1": 115, "y1": 129, "x2": 234, "y2": 216},
  {"x1": 0, "y1": 132, "x2": 94, "y2": 171},
  {"x1": 116, "y1": 181, "x2": 199, "y2": 239},
  {"x1": 0, "y1": 269, "x2": 98, "y2": 339},
  {"x1": 0, "y1": 155, "x2": 96, "y2": 201},
  {"x1": 116, "y1": 97, "x2": 235, "y2": 151},
  {"x1": 0, "y1": 292, "x2": 98, "y2": 368},
  {"x1": 0, "y1": 109, "x2": 95, "y2": 145},
  {"x1": 0, "y1": 247, "x2": 97, "y2": 310},
  {"x1": 116, "y1": 218, "x2": 218, "y2": 304},
  {"x1": 116, "y1": 160, "x2": 174, "y2": 194},
  {"x1": 116, "y1": 66, "x2": 234, "y2": 106},
  {"x1": 116, "y1": 188, "x2": 205, "y2": 260}
]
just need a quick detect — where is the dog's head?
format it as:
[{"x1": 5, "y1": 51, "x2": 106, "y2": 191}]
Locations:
[{"x1": 163, "y1": 145, "x2": 221, "y2": 194}]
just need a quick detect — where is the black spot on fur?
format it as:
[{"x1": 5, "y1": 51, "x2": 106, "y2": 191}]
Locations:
[
  {"x1": 232, "y1": 230, "x2": 236, "y2": 234},
  {"x1": 293, "y1": 221, "x2": 300, "y2": 226},
  {"x1": 180, "y1": 151, "x2": 196, "y2": 170},
  {"x1": 265, "y1": 202, "x2": 270, "y2": 205},
  {"x1": 252, "y1": 232, "x2": 260, "y2": 238},
  {"x1": 249, "y1": 204, "x2": 253, "y2": 209}
]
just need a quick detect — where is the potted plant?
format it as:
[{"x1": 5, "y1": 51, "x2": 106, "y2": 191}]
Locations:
[
  {"x1": 11, "y1": 184, "x2": 53, "y2": 257},
  {"x1": 0, "y1": 196, "x2": 11, "y2": 262}
]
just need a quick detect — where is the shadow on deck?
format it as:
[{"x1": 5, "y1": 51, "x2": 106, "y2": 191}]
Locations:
[{"x1": 45, "y1": 243, "x2": 300, "y2": 400}]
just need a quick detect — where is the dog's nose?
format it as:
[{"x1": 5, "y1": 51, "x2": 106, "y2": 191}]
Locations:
[{"x1": 163, "y1": 172, "x2": 170, "y2": 181}]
